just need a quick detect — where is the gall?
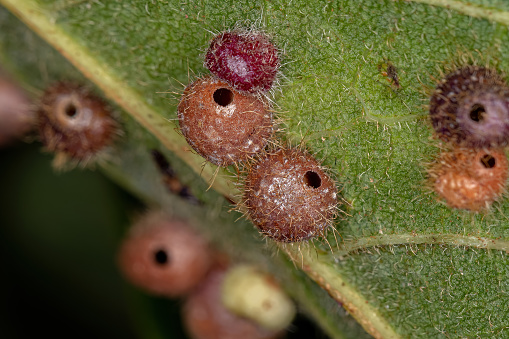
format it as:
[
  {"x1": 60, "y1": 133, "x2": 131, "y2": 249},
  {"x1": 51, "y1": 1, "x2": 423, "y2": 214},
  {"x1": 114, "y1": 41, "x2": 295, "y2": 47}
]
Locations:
[
  {"x1": 178, "y1": 76, "x2": 273, "y2": 166},
  {"x1": 243, "y1": 148, "x2": 338, "y2": 242},
  {"x1": 182, "y1": 266, "x2": 282, "y2": 339},
  {"x1": 37, "y1": 82, "x2": 117, "y2": 162},
  {"x1": 429, "y1": 66, "x2": 509, "y2": 148},
  {"x1": 430, "y1": 148, "x2": 508, "y2": 211},
  {"x1": 0, "y1": 73, "x2": 34, "y2": 147},
  {"x1": 117, "y1": 212, "x2": 212, "y2": 297},
  {"x1": 205, "y1": 30, "x2": 280, "y2": 94}
]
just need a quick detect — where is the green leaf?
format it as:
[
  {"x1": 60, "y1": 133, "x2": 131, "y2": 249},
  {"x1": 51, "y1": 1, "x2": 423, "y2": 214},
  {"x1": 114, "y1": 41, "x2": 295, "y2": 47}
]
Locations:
[{"x1": 1, "y1": 0, "x2": 509, "y2": 337}]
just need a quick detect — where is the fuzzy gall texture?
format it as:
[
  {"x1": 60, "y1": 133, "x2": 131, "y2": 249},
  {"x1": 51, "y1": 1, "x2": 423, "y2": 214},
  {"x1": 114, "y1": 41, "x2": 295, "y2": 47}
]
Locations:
[
  {"x1": 431, "y1": 148, "x2": 508, "y2": 211},
  {"x1": 205, "y1": 31, "x2": 279, "y2": 93},
  {"x1": 244, "y1": 148, "x2": 338, "y2": 242},
  {"x1": 178, "y1": 77, "x2": 273, "y2": 166},
  {"x1": 117, "y1": 213, "x2": 212, "y2": 297},
  {"x1": 429, "y1": 66, "x2": 509, "y2": 148},
  {"x1": 221, "y1": 265, "x2": 295, "y2": 331},
  {"x1": 0, "y1": 74, "x2": 34, "y2": 147},
  {"x1": 38, "y1": 82, "x2": 117, "y2": 160},
  {"x1": 182, "y1": 267, "x2": 280, "y2": 339}
]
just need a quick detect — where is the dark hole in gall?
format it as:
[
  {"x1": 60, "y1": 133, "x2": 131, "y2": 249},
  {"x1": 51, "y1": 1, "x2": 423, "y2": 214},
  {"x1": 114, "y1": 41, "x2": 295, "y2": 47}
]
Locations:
[
  {"x1": 469, "y1": 104, "x2": 486, "y2": 122},
  {"x1": 213, "y1": 88, "x2": 234, "y2": 107},
  {"x1": 481, "y1": 154, "x2": 496, "y2": 169},
  {"x1": 64, "y1": 103, "x2": 78, "y2": 118},
  {"x1": 304, "y1": 171, "x2": 322, "y2": 189},
  {"x1": 154, "y1": 249, "x2": 169, "y2": 265}
]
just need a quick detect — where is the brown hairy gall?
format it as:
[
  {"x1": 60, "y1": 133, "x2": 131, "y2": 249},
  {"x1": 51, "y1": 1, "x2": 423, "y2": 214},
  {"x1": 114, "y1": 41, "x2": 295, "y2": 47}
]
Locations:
[
  {"x1": 178, "y1": 76, "x2": 273, "y2": 166},
  {"x1": 37, "y1": 82, "x2": 117, "y2": 161},
  {"x1": 243, "y1": 148, "x2": 338, "y2": 242},
  {"x1": 117, "y1": 212, "x2": 212, "y2": 297},
  {"x1": 430, "y1": 148, "x2": 508, "y2": 211},
  {"x1": 182, "y1": 266, "x2": 281, "y2": 339},
  {"x1": 429, "y1": 66, "x2": 509, "y2": 148}
]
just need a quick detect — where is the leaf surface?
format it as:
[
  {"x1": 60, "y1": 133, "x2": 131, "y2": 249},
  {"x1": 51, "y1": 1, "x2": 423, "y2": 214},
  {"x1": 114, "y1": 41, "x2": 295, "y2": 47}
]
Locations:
[{"x1": 1, "y1": 0, "x2": 509, "y2": 337}]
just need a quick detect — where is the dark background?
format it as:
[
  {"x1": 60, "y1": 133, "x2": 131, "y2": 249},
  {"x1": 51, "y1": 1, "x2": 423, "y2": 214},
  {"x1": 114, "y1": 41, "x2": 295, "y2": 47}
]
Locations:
[{"x1": 0, "y1": 142, "x2": 186, "y2": 338}]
